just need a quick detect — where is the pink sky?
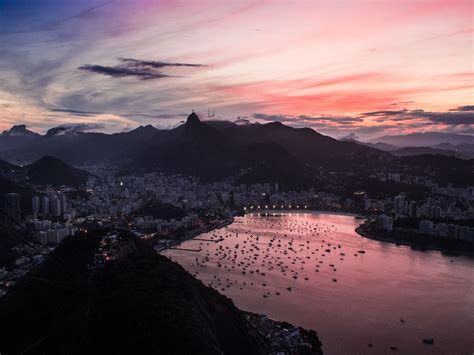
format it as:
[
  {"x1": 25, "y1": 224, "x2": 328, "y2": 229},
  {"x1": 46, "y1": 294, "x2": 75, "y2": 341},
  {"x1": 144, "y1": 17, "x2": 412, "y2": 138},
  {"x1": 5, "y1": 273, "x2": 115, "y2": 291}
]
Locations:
[{"x1": 0, "y1": 0, "x2": 472, "y2": 138}]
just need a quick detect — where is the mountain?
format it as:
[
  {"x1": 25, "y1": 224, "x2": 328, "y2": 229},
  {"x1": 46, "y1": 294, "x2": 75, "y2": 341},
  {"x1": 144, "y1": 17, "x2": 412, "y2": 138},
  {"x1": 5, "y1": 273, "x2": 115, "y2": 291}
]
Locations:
[
  {"x1": 0, "y1": 124, "x2": 41, "y2": 153},
  {"x1": 127, "y1": 112, "x2": 240, "y2": 181},
  {"x1": 370, "y1": 132, "x2": 474, "y2": 147},
  {"x1": 0, "y1": 156, "x2": 89, "y2": 187},
  {"x1": 3, "y1": 115, "x2": 472, "y2": 187},
  {"x1": 209, "y1": 120, "x2": 392, "y2": 173},
  {"x1": 0, "y1": 159, "x2": 19, "y2": 178},
  {"x1": 0, "y1": 231, "x2": 322, "y2": 354},
  {"x1": 1, "y1": 124, "x2": 37, "y2": 137},
  {"x1": 0, "y1": 124, "x2": 159, "y2": 164},
  {"x1": 125, "y1": 113, "x2": 384, "y2": 186},
  {"x1": 433, "y1": 143, "x2": 474, "y2": 158},
  {"x1": 23, "y1": 156, "x2": 90, "y2": 186},
  {"x1": 394, "y1": 155, "x2": 474, "y2": 186}
]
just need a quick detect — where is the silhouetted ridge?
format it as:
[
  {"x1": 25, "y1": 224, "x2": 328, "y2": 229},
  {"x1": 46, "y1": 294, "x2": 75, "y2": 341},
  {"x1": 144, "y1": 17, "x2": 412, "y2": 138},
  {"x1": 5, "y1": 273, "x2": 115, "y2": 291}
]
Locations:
[
  {"x1": 2, "y1": 125, "x2": 37, "y2": 136},
  {"x1": 25, "y1": 156, "x2": 90, "y2": 186},
  {"x1": 0, "y1": 233, "x2": 270, "y2": 354},
  {"x1": 186, "y1": 111, "x2": 201, "y2": 125}
]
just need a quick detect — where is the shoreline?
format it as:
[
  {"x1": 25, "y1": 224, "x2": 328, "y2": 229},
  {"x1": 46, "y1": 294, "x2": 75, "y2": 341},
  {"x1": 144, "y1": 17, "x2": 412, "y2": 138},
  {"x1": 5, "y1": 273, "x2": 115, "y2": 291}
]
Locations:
[
  {"x1": 244, "y1": 208, "x2": 365, "y2": 218},
  {"x1": 156, "y1": 217, "x2": 234, "y2": 252},
  {"x1": 356, "y1": 222, "x2": 474, "y2": 258}
]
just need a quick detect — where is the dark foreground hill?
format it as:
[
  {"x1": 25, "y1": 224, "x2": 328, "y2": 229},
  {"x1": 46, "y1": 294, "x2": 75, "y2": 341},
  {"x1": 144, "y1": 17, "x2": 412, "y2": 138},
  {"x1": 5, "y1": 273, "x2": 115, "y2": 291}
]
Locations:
[
  {"x1": 0, "y1": 232, "x2": 322, "y2": 354},
  {"x1": 0, "y1": 156, "x2": 90, "y2": 187},
  {"x1": 23, "y1": 156, "x2": 90, "y2": 187}
]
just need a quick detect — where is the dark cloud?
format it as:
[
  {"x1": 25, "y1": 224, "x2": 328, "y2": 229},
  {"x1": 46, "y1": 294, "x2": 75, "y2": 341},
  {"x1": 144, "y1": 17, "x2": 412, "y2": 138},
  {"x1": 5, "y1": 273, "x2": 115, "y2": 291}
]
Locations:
[
  {"x1": 78, "y1": 58, "x2": 206, "y2": 80},
  {"x1": 78, "y1": 64, "x2": 172, "y2": 80},
  {"x1": 253, "y1": 113, "x2": 362, "y2": 125},
  {"x1": 362, "y1": 110, "x2": 408, "y2": 116},
  {"x1": 46, "y1": 123, "x2": 105, "y2": 135},
  {"x1": 414, "y1": 111, "x2": 474, "y2": 125},
  {"x1": 361, "y1": 107, "x2": 474, "y2": 125},
  {"x1": 297, "y1": 115, "x2": 363, "y2": 124},
  {"x1": 451, "y1": 105, "x2": 474, "y2": 112},
  {"x1": 119, "y1": 58, "x2": 206, "y2": 69},
  {"x1": 49, "y1": 108, "x2": 102, "y2": 117},
  {"x1": 59, "y1": 123, "x2": 104, "y2": 131}
]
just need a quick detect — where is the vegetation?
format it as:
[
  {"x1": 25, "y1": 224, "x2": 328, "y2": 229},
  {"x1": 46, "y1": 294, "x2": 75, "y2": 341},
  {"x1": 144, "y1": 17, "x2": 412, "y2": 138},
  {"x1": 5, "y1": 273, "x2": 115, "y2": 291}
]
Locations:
[
  {"x1": 136, "y1": 202, "x2": 187, "y2": 220},
  {"x1": 0, "y1": 232, "x2": 269, "y2": 354}
]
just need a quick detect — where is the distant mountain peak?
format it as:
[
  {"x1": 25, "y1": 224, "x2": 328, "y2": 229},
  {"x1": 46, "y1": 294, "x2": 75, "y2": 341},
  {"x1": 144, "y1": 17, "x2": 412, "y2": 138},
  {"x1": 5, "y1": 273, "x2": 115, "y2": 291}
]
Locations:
[
  {"x1": 186, "y1": 111, "x2": 201, "y2": 125},
  {"x1": 2, "y1": 124, "x2": 37, "y2": 136},
  {"x1": 130, "y1": 124, "x2": 157, "y2": 133}
]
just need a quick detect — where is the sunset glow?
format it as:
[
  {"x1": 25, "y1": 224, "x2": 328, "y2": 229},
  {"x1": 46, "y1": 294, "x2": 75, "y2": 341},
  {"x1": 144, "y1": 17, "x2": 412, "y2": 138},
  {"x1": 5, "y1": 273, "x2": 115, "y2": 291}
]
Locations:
[{"x1": 0, "y1": 0, "x2": 472, "y2": 138}]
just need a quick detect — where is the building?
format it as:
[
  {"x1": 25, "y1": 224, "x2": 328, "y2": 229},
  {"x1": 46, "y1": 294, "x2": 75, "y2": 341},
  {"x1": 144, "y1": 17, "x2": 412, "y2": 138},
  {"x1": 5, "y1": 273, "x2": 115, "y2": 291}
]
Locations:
[
  {"x1": 41, "y1": 196, "x2": 50, "y2": 216},
  {"x1": 377, "y1": 214, "x2": 393, "y2": 232},
  {"x1": 32, "y1": 195, "x2": 40, "y2": 215},
  {"x1": 394, "y1": 194, "x2": 406, "y2": 216},
  {"x1": 353, "y1": 191, "x2": 366, "y2": 210},
  {"x1": 419, "y1": 220, "x2": 434, "y2": 235},
  {"x1": 4, "y1": 193, "x2": 21, "y2": 224},
  {"x1": 59, "y1": 194, "x2": 67, "y2": 213},
  {"x1": 50, "y1": 196, "x2": 61, "y2": 217}
]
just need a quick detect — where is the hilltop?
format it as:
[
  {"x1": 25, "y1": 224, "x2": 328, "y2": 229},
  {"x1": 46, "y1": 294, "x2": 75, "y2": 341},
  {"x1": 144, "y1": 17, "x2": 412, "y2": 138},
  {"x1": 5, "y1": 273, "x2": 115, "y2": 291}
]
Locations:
[{"x1": 0, "y1": 232, "x2": 322, "y2": 354}]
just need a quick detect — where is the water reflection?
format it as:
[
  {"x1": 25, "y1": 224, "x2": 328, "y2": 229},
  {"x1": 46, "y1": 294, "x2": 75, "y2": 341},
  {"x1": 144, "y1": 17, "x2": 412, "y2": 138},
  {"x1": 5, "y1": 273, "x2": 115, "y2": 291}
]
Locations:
[{"x1": 163, "y1": 212, "x2": 474, "y2": 355}]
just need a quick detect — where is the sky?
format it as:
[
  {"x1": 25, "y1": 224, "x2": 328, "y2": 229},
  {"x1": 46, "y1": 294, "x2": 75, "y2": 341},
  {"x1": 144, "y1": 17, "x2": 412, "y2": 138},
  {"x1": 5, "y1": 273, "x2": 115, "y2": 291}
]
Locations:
[{"x1": 0, "y1": 0, "x2": 472, "y2": 139}]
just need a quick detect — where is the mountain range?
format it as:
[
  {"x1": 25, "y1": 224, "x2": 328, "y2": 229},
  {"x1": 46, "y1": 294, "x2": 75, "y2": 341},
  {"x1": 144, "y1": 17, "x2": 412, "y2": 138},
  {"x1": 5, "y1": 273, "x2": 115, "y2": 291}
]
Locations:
[
  {"x1": 370, "y1": 132, "x2": 474, "y2": 148},
  {"x1": 0, "y1": 113, "x2": 390, "y2": 187},
  {"x1": 1, "y1": 113, "x2": 473, "y2": 187},
  {"x1": 343, "y1": 135, "x2": 474, "y2": 159}
]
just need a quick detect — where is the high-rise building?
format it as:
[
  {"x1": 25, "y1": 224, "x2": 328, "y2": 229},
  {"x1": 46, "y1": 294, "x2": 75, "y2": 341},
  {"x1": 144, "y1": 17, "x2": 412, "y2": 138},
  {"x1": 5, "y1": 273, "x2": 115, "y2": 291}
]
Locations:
[
  {"x1": 4, "y1": 193, "x2": 21, "y2": 224},
  {"x1": 59, "y1": 194, "x2": 67, "y2": 213},
  {"x1": 32, "y1": 195, "x2": 41, "y2": 215},
  {"x1": 41, "y1": 196, "x2": 50, "y2": 216},
  {"x1": 353, "y1": 191, "x2": 366, "y2": 210},
  {"x1": 50, "y1": 196, "x2": 61, "y2": 217},
  {"x1": 394, "y1": 194, "x2": 406, "y2": 215}
]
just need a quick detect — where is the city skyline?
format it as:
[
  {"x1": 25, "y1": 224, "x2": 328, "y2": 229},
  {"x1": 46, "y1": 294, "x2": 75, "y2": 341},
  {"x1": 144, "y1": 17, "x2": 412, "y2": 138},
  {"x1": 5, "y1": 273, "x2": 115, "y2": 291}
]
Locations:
[{"x1": 0, "y1": 0, "x2": 472, "y2": 139}]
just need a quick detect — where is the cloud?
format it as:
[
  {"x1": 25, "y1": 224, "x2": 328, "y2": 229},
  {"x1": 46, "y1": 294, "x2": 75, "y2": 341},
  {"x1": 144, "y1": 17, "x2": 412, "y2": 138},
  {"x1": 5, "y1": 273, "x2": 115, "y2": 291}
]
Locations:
[
  {"x1": 253, "y1": 113, "x2": 362, "y2": 125},
  {"x1": 58, "y1": 123, "x2": 105, "y2": 131},
  {"x1": 46, "y1": 122, "x2": 105, "y2": 135},
  {"x1": 49, "y1": 108, "x2": 102, "y2": 117},
  {"x1": 119, "y1": 58, "x2": 206, "y2": 69},
  {"x1": 361, "y1": 107, "x2": 474, "y2": 125},
  {"x1": 362, "y1": 109, "x2": 408, "y2": 116},
  {"x1": 340, "y1": 133, "x2": 360, "y2": 141},
  {"x1": 297, "y1": 115, "x2": 363, "y2": 124},
  {"x1": 78, "y1": 64, "x2": 172, "y2": 80},
  {"x1": 78, "y1": 58, "x2": 206, "y2": 80},
  {"x1": 451, "y1": 105, "x2": 474, "y2": 112},
  {"x1": 253, "y1": 113, "x2": 292, "y2": 122},
  {"x1": 123, "y1": 112, "x2": 188, "y2": 120},
  {"x1": 414, "y1": 111, "x2": 474, "y2": 125}
]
